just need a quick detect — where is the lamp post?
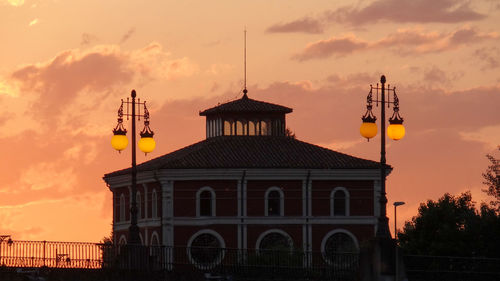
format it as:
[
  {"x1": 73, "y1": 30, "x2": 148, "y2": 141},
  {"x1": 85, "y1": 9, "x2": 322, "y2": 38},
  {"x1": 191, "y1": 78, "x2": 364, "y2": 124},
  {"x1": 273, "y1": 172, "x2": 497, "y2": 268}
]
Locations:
[
  {"x1": 360, "y1": 75, "x2": 405, "y2": 238},
  {"x1": 111, "y1": 90, "x2": 156, "y2": 245},
  {"x1": 394, "y1": 201, "x2": 405, "y2": 281}
]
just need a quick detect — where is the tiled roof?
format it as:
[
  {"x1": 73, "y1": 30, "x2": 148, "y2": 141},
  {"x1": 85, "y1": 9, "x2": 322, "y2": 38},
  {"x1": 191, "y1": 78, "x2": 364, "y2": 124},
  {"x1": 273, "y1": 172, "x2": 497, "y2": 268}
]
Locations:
[
  {"x1": 105, "y1": 136, "x2": 382, "y2": 177},
  {"x1": 199, "y1": 94, "x2": 293, "y2": 116}
]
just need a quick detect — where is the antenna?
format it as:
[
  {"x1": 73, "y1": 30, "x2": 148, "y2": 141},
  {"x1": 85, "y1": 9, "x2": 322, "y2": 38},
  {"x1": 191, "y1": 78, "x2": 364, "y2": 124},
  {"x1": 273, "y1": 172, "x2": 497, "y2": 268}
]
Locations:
[{"x1": 243, "y1": 27, "x2": 248, "y2": 97}]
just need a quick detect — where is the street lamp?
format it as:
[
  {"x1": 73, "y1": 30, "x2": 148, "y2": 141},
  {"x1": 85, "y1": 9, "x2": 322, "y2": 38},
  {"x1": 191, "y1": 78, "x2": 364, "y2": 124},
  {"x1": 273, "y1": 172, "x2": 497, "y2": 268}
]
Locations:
[
  {"x1": 360, "y1": 75, "x2": 405, "y2": 238},
  {"x1": 111, "y1": 90, "x2": 156, "y2": 245},
  {"x1": 393, "y1": 201, "x2": 405, "y2": 281}
]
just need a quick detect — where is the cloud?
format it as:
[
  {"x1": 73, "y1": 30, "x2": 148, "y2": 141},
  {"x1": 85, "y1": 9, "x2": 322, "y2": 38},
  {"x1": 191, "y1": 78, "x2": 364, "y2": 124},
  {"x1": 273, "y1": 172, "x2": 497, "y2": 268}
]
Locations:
[
  {"x1": 81, "y1": 33, "x2": 98, "y2": 46},
  {"x1": 473, "y1": 47, "x2": 500, "y2": 70},
  {"x1": 1, "y1": 0, "x2": 24, "y2": 7},
  {"x1": 292, "y1": 34, "x2": 368, "y2": 61},
  {"x1": 266, "y1": 17, "x2": 324, "y2": 34},
  {"x1": 9, "y1": 43, "x2": 198, "y2": 126},
  {"x1": 120, "y1": 28, "x2": 135, "y2": 44},
  {"x1": 28, "y1": 18, "x2": 38, "y2": 26},
  {"x1": 325, "y1": 0, "x2": 485, "y2": 25},
  {"x1": 293, "y1": 26, "x2": 498, "y2": 60}
]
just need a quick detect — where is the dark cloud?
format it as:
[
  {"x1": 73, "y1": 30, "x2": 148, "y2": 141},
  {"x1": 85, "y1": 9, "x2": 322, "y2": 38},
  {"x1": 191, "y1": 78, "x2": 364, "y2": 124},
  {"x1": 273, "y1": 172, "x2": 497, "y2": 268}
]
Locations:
[
  {"x1": 292, "y1": 35, "x2": 368, "y2": 61},
  {"x1": 293, "y1": 26, "x2": 498, "y2": 61},
  {"x1": 120, "y1": 28, "x2": 135, "y2": 44},
  {"x1": 81, "y1": 33, "x2": 98, "y2": 46},
  {"x1": 474, "y1": 47, "x2": 500, "y2": 70},
  {"x1": 266, "y1": 17, "x2": 324, "y2": 34},
  {"x1": 325, "y1": 0, "x2": 485, "y2": 25},
  {"x1": 10, "y1": 48, "x2": 133, "y2": 124}
]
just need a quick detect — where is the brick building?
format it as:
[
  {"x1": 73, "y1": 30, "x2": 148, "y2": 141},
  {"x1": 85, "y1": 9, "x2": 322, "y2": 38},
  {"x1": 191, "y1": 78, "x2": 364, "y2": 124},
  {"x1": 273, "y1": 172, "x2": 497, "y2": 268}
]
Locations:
[{"x1": 103, "y1": 91, "x2": 386, "y2": 266}]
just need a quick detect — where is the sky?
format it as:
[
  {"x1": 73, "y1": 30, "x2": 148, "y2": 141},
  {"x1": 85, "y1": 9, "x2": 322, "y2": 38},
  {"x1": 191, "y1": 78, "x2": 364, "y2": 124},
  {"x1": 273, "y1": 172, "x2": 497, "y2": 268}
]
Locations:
[{"x1": 0, "y1": 0, "x2": 499, "y2": 242}]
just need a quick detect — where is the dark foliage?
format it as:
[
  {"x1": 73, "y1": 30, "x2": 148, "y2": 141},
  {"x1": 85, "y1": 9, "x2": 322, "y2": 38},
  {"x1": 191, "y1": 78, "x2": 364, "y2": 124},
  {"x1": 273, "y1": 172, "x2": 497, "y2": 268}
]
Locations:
[
  {"x1": 399, "y1": 192, "x2": 500, "y2": 258},
  {"x1": 482, "y1": 146, "x2": 499, "y2": 212}
]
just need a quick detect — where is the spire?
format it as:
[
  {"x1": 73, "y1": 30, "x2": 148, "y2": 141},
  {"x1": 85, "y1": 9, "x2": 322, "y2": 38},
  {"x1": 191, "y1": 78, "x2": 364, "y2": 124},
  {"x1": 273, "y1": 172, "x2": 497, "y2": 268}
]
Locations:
[{"x1": 243, "y1": 28, "x2": 248, "y2": 99}]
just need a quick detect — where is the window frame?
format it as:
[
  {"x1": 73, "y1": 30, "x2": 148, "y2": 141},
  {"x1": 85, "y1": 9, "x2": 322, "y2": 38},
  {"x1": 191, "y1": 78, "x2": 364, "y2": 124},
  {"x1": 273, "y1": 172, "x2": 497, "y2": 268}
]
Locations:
[
  {"x1": 196, "y1": 186, "x2": 216, "y2": 217},
  {"x1": 265, "y1": 187, "x2": 284, "y2": 216},
  {"x1": 330, "y1": 187, "x2": 350, "y2": 216}
]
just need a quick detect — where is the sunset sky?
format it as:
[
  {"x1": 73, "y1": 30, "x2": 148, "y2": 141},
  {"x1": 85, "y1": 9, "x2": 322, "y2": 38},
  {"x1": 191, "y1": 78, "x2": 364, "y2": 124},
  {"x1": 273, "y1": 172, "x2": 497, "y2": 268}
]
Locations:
[{"x1": 1, "y1": 0, "x2": 499, "y2": 242}]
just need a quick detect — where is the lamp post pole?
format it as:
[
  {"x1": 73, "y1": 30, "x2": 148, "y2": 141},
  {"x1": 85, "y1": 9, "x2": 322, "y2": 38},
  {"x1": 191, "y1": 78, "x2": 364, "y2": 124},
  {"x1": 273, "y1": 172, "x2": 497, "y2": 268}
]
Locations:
[
  {"x1": 111, "y1": 89, "x2": 156, "y2": 245},
  {"x1": 377, "y1": 75, "x2": 390, "y2": 238},
  {"x1": 129, "y1": 90, "x2": 140, "y2": 245},
  {"x1": 394, "y1": 201, "x2": 406, "y2": 281},
  {"x1": 360, "y1": 75, "x2": 406, "y2": 279}
]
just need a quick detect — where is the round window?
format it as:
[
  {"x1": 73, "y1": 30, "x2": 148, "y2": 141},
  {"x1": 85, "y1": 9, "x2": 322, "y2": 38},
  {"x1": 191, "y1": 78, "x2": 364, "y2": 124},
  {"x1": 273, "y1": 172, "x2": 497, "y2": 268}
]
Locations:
[
  {"x1": 188, "y1": 232, "x2": 224, "y2": 269},
  {"x1": 258, "y1": 232, "x2": 292, "y2": 252},
  {"x1": 323, "y1": 232, "x2": 358, "y2": 267}
]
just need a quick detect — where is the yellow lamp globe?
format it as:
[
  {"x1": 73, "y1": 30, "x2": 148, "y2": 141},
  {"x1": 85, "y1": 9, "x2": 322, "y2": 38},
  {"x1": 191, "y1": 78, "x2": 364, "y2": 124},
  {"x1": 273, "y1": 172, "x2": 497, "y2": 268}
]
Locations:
[
  {"x1": 139, "y1": 136, "x2": 156, "y2": 154},
  {"x1": 360, "y1": 121, "x2": 378, "y2": 140},
  {"x1": 111, "y1": 134, "x2": 128, "y2": 151},
  {"x1": 388, "y1": 123, "x2": 405, "y2": 140}
]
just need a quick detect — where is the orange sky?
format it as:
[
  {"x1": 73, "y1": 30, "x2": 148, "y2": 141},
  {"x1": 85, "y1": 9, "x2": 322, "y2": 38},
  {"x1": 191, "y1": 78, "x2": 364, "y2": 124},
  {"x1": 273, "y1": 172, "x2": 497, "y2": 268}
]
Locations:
[{"x1": 1, "y1": 0, "x2": 499, "y2": 242}]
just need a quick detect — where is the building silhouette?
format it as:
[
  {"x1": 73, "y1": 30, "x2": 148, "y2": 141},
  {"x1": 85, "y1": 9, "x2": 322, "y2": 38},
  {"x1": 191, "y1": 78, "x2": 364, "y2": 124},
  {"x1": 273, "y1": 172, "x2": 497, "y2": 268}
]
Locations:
[{"x1": 103, "y1": 91, "x2": 385, "y2": 266}]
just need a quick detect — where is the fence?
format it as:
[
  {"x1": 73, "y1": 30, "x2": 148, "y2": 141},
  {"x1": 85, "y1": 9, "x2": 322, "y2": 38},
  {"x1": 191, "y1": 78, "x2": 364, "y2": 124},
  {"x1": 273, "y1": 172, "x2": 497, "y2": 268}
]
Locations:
[
  {"x1": 404, "y1": 255, "x2": 500, "y2": 281},
  {"x1": 0, "y1": 240, "x2": 359, "y2": 280},
  {"x1": 0, "y1": 240, "x2": 103, "y2": 268}
]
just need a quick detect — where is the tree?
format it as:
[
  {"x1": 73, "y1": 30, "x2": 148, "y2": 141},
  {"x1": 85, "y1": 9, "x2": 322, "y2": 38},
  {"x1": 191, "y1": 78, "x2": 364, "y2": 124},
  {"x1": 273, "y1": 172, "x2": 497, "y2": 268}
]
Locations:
[
  {"x1": 482, "y1": 146, "x2": 499, "y2": 211},
  {"x1": 398, "y1": 192, "x2": 500, "y2": 258}
]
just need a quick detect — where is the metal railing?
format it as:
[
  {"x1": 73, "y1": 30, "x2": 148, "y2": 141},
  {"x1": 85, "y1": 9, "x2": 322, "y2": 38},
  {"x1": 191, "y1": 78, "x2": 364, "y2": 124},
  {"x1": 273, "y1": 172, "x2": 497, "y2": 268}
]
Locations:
[
  {"x1": 0, "y1": 240, "x2": 103, "y2": 268},
  {"x1": 0, "y1": 240, "x2": 359, "y2": 280},
  {"x1": 404, "y1": 255, "x2": 500, "y2": 281}
]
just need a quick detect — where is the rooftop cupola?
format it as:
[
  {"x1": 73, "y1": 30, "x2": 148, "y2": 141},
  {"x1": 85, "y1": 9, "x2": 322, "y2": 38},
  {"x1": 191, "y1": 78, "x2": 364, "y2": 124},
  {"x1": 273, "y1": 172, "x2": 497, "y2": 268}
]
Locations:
[{"x1": 199, "y1": 91, "x2": 293, "y2": 138}]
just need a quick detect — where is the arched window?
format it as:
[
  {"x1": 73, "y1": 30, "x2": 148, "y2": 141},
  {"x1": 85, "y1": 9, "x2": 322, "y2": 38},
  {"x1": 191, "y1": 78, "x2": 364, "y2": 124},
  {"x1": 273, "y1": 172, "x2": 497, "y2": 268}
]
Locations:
[
  {"x1": 136, "y1": 191, "x2": 142, "y2": 219},
  {"x1": 118, "y1": 235, "x2": 127, "y2": 245},
  {"x1": 197, "y1": 187, "x2": 216, "y2": 217},
  {"x1": 151, "y1": 232, "x2": 160, "y2": 246},
  {"x1": 152, "y1": 189, "x2": 158, "y2": 218},
  {"x1": 119, "y1": 194, "x2": 126, "y2": 222},
  {"x1": 188, "y1": 229, "x2": 225, "y2": 269},
  {"x1": 261, "y1": 120, "x2": 272, "y2": 135},
  {"x1": 265, "y1": 187, "x2": 284, "y2": 216},
  {"x1": 224, "y1": 120, "x2": 233, "y2": 136},
  {"x1": 321, "y1": 229, "x2": 359, "y2": 265},
  {"x1": 256, "y1": 229, "x2": 293, "y2": 253},
  {"x1": 331, "y1": 187, "x2": 350, "y2": 216},
  {"x1": 248, "y1": 121, "x2": 256, "y2": 136},
  {"x1": 236, "y1": 120, "x2": 247, "y2": 135}
]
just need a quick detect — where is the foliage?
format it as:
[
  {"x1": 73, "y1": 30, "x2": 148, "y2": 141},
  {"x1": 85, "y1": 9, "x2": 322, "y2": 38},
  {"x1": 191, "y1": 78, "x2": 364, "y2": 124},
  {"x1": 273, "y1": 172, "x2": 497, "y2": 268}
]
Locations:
[
  {"x1": 399, "y1": 192, "x2": 500, "y2": 258},
  {"x1": 285, "y1": 127, "x2": 296, "y2": 139},
  {"x1": 482, "y1": 146, "x2": 500, "y2": 211}
]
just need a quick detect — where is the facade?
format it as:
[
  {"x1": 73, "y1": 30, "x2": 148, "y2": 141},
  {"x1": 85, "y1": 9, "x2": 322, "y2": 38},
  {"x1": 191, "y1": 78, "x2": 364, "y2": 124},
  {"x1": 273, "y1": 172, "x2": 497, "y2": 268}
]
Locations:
[{"x1": 103, "y1": 91, "x2": 387, "y2": 265}]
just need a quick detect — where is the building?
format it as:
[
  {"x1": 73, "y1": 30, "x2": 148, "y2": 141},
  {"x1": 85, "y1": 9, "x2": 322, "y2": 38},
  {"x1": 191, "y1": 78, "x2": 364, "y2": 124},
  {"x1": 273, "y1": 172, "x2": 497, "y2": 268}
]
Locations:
[{"x1": 103, "y1": 90, "x2": 387, "y2": 266}]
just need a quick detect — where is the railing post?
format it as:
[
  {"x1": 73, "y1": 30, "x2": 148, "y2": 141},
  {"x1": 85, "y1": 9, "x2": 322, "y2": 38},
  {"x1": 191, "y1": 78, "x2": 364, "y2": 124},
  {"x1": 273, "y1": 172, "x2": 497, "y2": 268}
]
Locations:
[{"x1": 43, "y1": 240, "x2": 46, "y2": 267}]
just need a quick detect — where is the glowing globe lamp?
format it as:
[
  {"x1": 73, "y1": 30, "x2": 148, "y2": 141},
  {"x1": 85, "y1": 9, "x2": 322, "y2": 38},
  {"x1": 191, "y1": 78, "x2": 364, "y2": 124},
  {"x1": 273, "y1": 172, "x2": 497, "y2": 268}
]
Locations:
[
  {"x1": 111, "y1": 129, "x2": 128, "y2": 151},
  {"x1": 388, "y1": 123, "x2": 405, "y2": 140},
  {"x1": 360, "y1": 119, "x2": 377, "y2": 140},
  {"x1": 139, "y1": 133, "x2": 156, "y2": 154}
]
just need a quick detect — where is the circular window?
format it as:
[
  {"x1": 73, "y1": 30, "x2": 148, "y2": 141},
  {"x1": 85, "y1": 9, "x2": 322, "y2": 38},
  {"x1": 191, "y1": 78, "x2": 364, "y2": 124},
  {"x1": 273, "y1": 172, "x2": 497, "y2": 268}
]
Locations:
[
  {"x1": 188, "y1": 231, "x2": 225, "y2": 269},
  {"x1": 258, "y1": 231, "x2": 292, "y2": 253},
  {"x1": 322, "y1": 231, "x2": 358, "y2": 266}
]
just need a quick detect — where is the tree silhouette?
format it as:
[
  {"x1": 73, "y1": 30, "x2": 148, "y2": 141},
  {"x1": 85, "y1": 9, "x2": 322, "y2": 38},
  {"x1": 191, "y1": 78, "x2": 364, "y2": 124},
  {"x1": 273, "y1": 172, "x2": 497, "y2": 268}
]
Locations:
[{"x1": 482, "y1": 146, "x2": 499, "y2": 212}]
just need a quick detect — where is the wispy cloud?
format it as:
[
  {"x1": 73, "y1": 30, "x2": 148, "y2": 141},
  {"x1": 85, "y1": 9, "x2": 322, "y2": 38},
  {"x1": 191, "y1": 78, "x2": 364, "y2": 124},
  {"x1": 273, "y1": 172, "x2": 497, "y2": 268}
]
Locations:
[
  {"x1": 1, "y1": 0, "x2": 24, "y2": 7},
  {"x1": 325, "y1": 0, "x2": 485, "y2": 25},
  {"x1": 28, "y1": 18, "x2": 38, "y2": 26},
  {"x1": 473, "y1": 47, "x2": 500, "y2": 70},
  {"x1": 266, "y1": 17, "x2": 324, "y2": 34},
  {"x1": 292, "y1": 26, "x2": 498, "y2": 61},
  {"x1": 120, "y1": 28, "x2": 135, "y2": 44}
]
